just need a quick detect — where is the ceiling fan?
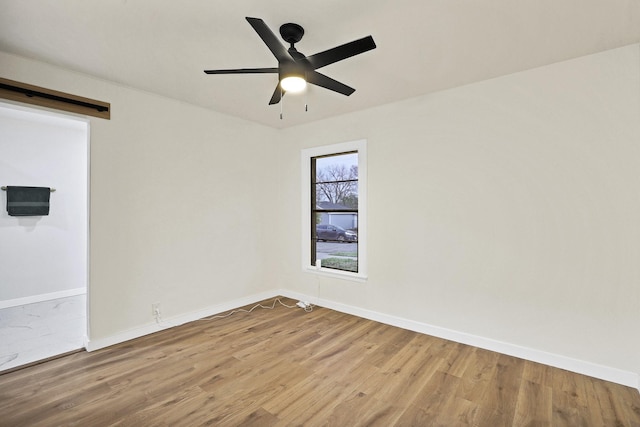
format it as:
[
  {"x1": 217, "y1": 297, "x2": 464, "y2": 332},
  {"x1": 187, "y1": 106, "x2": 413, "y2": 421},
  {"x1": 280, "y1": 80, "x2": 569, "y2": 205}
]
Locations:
[{"x1": 204, "y1": 17, "x2": 376, "y2": 105}]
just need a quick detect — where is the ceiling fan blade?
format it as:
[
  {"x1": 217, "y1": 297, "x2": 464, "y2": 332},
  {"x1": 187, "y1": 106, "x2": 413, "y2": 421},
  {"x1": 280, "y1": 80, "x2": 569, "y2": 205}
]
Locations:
[
  {"x1": 305, "y1": 36, "x2": 376, "y2": 70},
  {"x1": 269, "y1": 85, "x2": 285, "y2": 105},
  {"x1": 246, "y1": 17, "x2": 293, "y2": 64},
  {"x1": 307, "y1": 71, "x2": 355, "y2": 96},
  {"x1": 204, "y1": 68, "x2": 278, "y2": 74}
]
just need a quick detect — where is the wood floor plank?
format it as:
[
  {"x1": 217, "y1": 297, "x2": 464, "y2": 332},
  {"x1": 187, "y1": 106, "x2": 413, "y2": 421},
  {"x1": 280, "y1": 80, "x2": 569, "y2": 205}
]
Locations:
[
  {"x1": 593, "y1": 379, "x2": 640, "y2": 427},
  {"x1": 473, "y1": 353, "x2": 526, "y2": 426},
  {"x1": 552, "y1": 366, "x2": 592, "y2": 426},
  {"x1": 326, "y1": 391, "x2": 402, "y2": 427},
  {"x1": 456, "y1": 347, "x2": 499, "y2": 402},
  {"x1": 434, "y1": 395, "x2": 481, "y2": 426},
  {"x1": 439, "y1": 342, "x2": 475, "y2": 378},
  {"x1": 522, "y1": 359, "x2": 555, "y2": 388},
  {"x1": 513, "y1": 379, "x2": 553, "y2": 426},
  {"x1": 395, "y1": 371, "x2": 461, "y2": 425},
  {"x1": 359, "y1": 354, "x2": 441, "y2": 406},
  {"x1": 268, "y1": 379, "x2": 350, "y2": 425},
  {"x1": 1, "y1": 296, "x2": 639, "y2": 426}
]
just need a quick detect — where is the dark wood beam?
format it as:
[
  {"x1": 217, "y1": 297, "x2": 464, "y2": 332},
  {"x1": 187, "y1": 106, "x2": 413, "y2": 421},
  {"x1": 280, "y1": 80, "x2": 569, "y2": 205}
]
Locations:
[{"x1": 0, "y1": 77, "x2": 110, "y2": 120}]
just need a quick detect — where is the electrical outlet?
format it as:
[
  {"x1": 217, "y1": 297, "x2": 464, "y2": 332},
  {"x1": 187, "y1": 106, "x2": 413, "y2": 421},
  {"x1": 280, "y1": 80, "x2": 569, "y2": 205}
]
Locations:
[{"x1": 152, "y1": 303, "x2": 161, "y2": 323}]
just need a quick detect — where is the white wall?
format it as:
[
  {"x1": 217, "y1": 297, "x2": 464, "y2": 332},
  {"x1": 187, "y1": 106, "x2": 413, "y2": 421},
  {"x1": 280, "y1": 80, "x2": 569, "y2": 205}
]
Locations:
[
  {"x1": 0, "y1": 51, "x2": 281, "y2": 343},
  {"x1": 2, "y1": 43, "x2": 639, "y2": 386},
  {"x1": 0, "y1": 103, "x2": 88, "y2": 302},
  {"x1": 278, "y1": 44, "x2": 640, "y2": 379}
]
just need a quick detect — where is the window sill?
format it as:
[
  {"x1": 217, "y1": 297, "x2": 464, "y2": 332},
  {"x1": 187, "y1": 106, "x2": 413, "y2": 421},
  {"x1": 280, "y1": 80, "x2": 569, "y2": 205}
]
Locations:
[{"x1": 303, "y1": 266, "x2": 368, "y2": 283}]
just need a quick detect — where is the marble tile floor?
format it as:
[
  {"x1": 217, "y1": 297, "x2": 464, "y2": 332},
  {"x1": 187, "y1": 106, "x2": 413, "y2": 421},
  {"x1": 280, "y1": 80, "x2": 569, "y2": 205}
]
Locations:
[{"x1": 0, "y1": 294, "x2": 86, "y2": 372}]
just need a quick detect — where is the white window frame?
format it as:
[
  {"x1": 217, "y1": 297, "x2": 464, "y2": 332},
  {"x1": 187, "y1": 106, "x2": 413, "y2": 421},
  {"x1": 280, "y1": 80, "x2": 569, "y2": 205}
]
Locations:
[{"x1": 301, "y1": 139, "x2": 367, "y2": 281}]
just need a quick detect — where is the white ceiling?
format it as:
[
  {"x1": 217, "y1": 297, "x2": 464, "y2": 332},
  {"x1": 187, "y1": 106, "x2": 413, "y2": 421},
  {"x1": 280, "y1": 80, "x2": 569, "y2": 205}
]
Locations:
[{"x1": 1, "y1": 1, "x2": 640, "y2": 129}]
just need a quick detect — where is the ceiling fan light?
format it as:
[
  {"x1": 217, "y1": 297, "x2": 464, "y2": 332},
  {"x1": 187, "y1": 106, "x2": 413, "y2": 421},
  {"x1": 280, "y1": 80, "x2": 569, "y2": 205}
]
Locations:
[{"x1": 280, "y1": 76, "x2": 307, "y2": 93}]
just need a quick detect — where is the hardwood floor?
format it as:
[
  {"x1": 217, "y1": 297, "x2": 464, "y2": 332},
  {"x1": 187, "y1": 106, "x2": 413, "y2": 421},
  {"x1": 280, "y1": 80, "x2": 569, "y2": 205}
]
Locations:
[{"x1": 1, "y1": 297, "x2": 639, "y2": 426}]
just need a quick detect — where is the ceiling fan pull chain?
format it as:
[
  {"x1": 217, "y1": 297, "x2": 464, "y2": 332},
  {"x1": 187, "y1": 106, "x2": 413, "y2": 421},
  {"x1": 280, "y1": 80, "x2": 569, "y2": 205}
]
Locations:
[
  {"x1": 280, "y1": 87, "x2": 284, "y2": 120},
  {"x1": 305, "y1": 72, "x2": 308, "y2": 112}
]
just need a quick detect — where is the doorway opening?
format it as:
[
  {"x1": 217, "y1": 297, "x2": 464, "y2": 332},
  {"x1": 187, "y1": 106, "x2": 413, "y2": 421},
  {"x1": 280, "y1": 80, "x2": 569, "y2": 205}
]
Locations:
[{"x1": 0, "y1": 101, "x2": 89, "y2": 371}]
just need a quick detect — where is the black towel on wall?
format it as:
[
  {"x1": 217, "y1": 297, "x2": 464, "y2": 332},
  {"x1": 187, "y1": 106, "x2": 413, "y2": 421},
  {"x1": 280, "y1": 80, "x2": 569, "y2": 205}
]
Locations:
[{"x1": 6, "y1": 186, "x2": 51, "y2": 216}]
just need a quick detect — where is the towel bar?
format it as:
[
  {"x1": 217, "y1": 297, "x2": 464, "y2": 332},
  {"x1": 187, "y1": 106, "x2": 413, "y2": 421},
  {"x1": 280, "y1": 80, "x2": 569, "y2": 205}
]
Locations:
[{"x1": 1, "y1": 186, "x2": 56, "y2": 192}]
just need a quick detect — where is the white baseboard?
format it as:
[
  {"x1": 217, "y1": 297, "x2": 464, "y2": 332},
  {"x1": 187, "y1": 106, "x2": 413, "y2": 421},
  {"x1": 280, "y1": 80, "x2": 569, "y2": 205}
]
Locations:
[
  {"x1": 279, "y1": 289, "x2": 640, "y2": 391},
  {"x1": 0, "y1": 287, "x2": 86, "y2": 309},
  {"x1": 84, "y1": 288, "x2": 639, "y2": 391},
  {"x1": 85, "y1": 290, "x2": 278, "y2": 352}
]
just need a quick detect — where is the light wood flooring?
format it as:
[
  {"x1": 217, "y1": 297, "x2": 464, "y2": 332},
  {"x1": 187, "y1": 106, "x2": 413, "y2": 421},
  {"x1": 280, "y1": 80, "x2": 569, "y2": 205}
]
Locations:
[{"x1": 1, "y1": 297, "x2": 639, "y2": 426}]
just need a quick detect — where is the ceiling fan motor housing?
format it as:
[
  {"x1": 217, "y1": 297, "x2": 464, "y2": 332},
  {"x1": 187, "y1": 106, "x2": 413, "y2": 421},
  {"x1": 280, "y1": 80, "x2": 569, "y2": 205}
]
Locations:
[{"x1": 279, "y1": 23, "x2": 304, "y2": 45}]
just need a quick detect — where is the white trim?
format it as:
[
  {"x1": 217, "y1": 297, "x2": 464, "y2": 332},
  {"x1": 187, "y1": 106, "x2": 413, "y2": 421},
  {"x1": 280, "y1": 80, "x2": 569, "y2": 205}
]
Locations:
[
  {"x1": 301, "y1": 139, "x2": 368, "y2": 281},
  {"x1": 85, "y1": 290, "x2": 279, "y2": 352},
  {"x1": 0, "y1": 287, "x2": 86, "y2": 309},
  {"x1": 83, "y1": 288, "x2": 639, "y2": 390},
  {"x1": 85, "y1": 118, "x2": 92, "y2": 348},
  {"x1": 303, "y1": 265, "x2": 368, "y2": 282},
  {"x1": 278, "y1": 289, "x2": 640, "y2": 391}
]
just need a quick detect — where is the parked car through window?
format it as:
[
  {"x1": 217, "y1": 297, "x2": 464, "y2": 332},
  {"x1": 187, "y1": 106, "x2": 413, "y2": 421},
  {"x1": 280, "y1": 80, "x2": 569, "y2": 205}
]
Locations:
[{"x1": 316, "y1": 224, "x2": 358, "y2": 242}]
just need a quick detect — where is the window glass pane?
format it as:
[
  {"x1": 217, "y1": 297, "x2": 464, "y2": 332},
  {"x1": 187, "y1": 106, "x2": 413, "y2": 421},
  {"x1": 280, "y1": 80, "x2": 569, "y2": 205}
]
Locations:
[
  {"x1": 315, "y1": 182, "x2": 358, "y2": 210},
  {"x1": 312, "y1": 152, "x2": 358, "y2": 273},
  {"x1": 314, "y1": 214, "x2": 358, "y2": 273},
  {"x1": 315, "y1": 152, "x2": 358, "y2": 182}
]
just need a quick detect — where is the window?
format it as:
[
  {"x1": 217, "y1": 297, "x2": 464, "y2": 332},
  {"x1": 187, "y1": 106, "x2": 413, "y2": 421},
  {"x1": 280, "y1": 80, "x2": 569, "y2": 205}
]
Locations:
[{"x1": 302, "y1": 140, "x2": 367, "y2": 280}]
